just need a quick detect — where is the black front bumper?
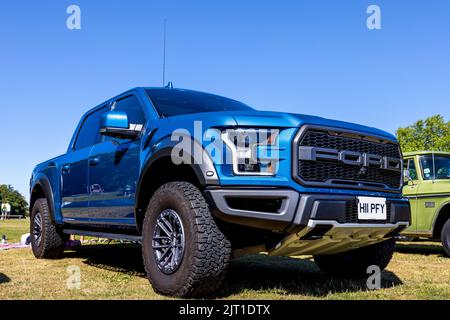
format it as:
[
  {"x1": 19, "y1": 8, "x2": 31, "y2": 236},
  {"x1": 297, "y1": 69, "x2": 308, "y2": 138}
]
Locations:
[{"x1": 204, "y1": 188, "x2": 411, "y2": 232}]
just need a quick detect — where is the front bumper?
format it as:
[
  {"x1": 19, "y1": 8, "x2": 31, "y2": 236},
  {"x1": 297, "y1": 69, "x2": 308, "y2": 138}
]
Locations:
[
  {"x1": 205, "y1": 187, "x2": 410, "y2": 233},
  {"x1": 205, "y1": 187, "x2": 410, "y2": 256}
]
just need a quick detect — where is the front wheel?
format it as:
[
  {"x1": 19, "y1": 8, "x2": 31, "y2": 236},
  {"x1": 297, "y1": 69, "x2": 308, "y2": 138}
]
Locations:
[
  {"x1": 314, "y1": 237, "x2": 396, "y2": 278},
  {"x1": 441, "y1": 219, "x2": 450, "y2": 257},
  {"x1": 141, "y1": 182, "x2": 231, "y2": 297}
]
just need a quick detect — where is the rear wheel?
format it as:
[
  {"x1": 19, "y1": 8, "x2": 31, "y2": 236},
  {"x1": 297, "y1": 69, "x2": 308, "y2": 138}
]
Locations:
[
  {"x1": 314, "y1": 237, "x2": 396, "y2": 278},
  {"x1": 141, "y1": 182, "x2": 231, "y2": 297},
  {"x1": 30, "y1": 198, "x2": 65, "y2": 259},
  {"x1": 441, "y1": 219, "x2": 450, "y2": 257}
]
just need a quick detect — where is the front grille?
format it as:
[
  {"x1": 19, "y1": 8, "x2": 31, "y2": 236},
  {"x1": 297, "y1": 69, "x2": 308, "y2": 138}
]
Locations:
[
  {"x1": 300, "y1": 130, "x2": 400, "y2": 158},
  {"x1": 345, "y1": 201, "x2": 392, "y2": 224},
  {"x1": 295, "y1": 128, "x2": 402, "y2": 191},
  {"x1": 299, "y1": 161, "x2": 401, "y2": 189}
]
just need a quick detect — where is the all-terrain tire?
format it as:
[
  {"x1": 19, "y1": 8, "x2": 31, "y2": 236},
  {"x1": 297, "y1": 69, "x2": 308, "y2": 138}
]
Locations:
[
  {"x1": 441, "y1": 219, "x2": 450, "y2": 257},
  {"x1": 141, "y1": 182, "x2": 231, "y2": 297},
  {"x1": 314, "y1": 237, "x2": 396, "y2": 278},
  {"x1": 30, "y1": 198, "x2": 65, "y2": 259}
]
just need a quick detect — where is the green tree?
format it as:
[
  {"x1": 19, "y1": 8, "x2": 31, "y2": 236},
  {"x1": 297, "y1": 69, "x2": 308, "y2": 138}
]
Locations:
[
  {"x1": 0, "y1": 185, "x2": 29, "y2": 217},
  {"x1": 396, "y1": 115, "x2": 450, "y2": 152}
]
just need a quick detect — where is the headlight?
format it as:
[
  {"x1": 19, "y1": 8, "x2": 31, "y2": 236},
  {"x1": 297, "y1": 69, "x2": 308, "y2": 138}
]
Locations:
[{"x1": 221, "y1": 128, "x2": 279, "y2": 176}]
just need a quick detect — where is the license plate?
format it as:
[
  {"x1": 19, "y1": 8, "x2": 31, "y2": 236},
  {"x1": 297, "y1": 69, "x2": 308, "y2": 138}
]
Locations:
[{"x1": 357, "y1": 197, "x2": 387, "y2": 220}]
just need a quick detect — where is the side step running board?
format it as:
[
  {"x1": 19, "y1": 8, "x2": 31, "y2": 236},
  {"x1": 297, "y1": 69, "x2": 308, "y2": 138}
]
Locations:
[{"x1": 63, "y1": 229, "x2": 142, "y2": 242}]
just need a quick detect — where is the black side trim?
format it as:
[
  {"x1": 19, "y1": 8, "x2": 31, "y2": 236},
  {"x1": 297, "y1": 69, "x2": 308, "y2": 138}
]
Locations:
[
  {"x1": 135, "y1": 143, "x2": 220, "y2": 232},
  {"x1": 286, "y1": 194, "x2": 410, "y2": 233},
  {"x1": 63, "y1": 229, "x2": 142, "y2": 242},
  {"x1": 390, "y1": 202, "x2": 411, "y2": 224},
  {"x1": 405, "y1": 193, "x2": 450, "y2": 199},
  {"x1": 205, "y1": 187, "x2": 410, "y2": 233},
  {"x1": 138, "y1": 142, "x2": 219, "y2": 190},
  {"x1": 31, "y1": 174, "x2": 56, "y2": 225},
  {"x1": 205, "y1": 188, "x2": 300, "y2": 231},
  {"x1": 310, "y1": 200, "x2": 347, "y2": 223}
]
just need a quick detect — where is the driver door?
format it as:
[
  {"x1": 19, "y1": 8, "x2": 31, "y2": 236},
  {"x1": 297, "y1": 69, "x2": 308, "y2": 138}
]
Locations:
[{"x1": 87, "y1": 94, "x2": 146, "y2": 226}]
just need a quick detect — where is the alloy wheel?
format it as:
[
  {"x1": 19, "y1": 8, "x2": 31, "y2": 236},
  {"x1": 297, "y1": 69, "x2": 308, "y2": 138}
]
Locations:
[{"x1": 152, "y1": 209, "x2": 185, "y2": 274}]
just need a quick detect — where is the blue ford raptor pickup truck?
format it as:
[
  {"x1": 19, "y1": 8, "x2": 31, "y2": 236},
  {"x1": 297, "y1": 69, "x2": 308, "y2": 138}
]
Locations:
[{"x1": 29, "y1": 87, "x2": 410, "y2": 297}]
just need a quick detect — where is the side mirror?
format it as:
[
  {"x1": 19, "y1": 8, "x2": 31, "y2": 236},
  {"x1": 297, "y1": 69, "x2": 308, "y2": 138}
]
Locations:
[
  {"x1": 403, "y1": 169, "x2": 414, "y2": 186},
  {"x1": 100, "y1": 111, "x2": 140, "y2": 139}
]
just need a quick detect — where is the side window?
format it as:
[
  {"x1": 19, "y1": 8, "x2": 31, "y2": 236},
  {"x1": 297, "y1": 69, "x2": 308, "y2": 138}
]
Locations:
[
  {"x1": 113, "y1": 95, "x2": 146, "y2": 126},
  {"x1": 407, "y1": 159, "x2": 418, "y2": 180},
  {"x1": 74, "y1": 107, "x2": 107, "y2": 150},
  {"x1": 101, "y1": 95, "x2": 146, "y2": 143}
]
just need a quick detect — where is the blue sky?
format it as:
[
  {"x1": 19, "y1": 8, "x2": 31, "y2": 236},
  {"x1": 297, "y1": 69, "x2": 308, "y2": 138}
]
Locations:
[{"x1": 1, "y1": 0, "x2": 449, "y2": 198}]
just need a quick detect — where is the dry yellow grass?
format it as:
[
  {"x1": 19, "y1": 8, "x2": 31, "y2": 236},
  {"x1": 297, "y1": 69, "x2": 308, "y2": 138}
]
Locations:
[{"x1": 1, "y1": 219, "x2": 449, "y2": 299}]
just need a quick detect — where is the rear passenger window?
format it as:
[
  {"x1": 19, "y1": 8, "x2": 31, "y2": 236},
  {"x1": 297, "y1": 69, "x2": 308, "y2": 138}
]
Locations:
[{"x1": 74, "y1": 107, "x2": 107, "y2": 150}]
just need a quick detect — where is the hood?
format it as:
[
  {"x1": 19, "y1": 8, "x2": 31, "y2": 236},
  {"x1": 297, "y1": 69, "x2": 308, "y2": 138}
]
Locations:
[
  {"x1": 164, "y1": 110, "x2": 396, "y2": 141},
  {"x1": 229, "y1": 110, "x2": 397, "y2": 141}
]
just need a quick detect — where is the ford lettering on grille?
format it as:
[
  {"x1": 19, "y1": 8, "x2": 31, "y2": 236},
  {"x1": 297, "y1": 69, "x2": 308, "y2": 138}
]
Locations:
[
  {"x1": 298, "y1": 146, "x2": 401, "y2": 172},
  {"x1": 294, "y1": 128, "x2": 403, "y2": 192}
]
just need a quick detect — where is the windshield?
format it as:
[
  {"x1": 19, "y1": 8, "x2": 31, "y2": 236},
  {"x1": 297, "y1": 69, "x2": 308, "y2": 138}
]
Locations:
[
  {"x1": 146, "y1": 89, "x2": 254, "y2": 117},
  {"x1": 420, "y1": 155, "x2": 450, "y2": 180}
]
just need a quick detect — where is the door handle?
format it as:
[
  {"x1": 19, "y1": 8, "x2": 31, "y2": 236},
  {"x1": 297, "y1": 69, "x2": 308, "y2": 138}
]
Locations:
[
  {"x1": 61, "y1": 165, "x2": 71, "y2": 174},
  {"x1": 89, "y1": 157, "x2": 100, "y2": 167}
]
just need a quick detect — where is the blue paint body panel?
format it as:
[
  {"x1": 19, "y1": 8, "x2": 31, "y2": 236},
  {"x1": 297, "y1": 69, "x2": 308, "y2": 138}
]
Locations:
[{"x1": 30, "y1": 87, "x2": 403, "y2": 231}]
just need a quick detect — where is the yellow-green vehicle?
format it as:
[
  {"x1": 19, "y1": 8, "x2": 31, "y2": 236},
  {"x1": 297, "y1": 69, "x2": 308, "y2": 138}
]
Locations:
[{"x1": 402, "y1": 151, "x2": 450, "y2": 256}]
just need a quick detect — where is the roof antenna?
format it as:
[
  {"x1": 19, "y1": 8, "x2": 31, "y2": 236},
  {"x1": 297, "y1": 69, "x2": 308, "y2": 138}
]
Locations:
[{"x1": 162, "y1": 18, "x2": 167, "y2": 87}]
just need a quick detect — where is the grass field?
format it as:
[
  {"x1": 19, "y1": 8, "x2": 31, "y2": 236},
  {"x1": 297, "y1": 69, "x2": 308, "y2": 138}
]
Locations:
[
  {"x1": 0, "y1": 218, "x2": 29, "y2": 243},
  {"x1": 1, "y1": 219, "x2": 449, "y2": 300}
]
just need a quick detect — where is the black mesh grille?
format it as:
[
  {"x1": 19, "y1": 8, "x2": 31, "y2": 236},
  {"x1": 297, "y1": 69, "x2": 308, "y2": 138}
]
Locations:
[
  {"x1": 297, "y1": 130, "x2": 402, "y2": 190},
  {"x1": 345, "y1": 201, "x2": 392, "y2": 224},
  {"x1": 300, "y1": 131, "x2": 400, "y2": 157},
  {"x1": 299, "y1": 162, "x2": 401, "y2": 188}
]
